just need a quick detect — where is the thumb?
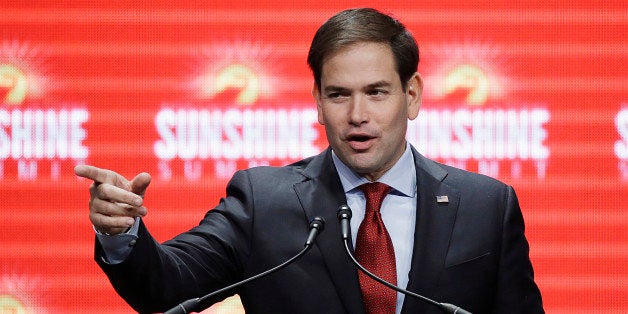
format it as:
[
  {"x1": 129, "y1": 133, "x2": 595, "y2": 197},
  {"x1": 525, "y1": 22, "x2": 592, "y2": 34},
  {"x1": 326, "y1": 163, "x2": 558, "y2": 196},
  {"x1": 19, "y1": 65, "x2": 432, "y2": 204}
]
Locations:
[{"x1": 130, "y1": 172, "x2": 152, "y2": 198}]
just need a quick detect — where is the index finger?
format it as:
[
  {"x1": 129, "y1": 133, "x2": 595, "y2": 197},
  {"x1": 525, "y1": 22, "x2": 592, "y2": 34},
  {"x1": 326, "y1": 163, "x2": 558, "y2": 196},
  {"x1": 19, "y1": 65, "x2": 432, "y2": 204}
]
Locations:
[{"x1": 74, "y1": 165, "x2": 131, "y2": 190}]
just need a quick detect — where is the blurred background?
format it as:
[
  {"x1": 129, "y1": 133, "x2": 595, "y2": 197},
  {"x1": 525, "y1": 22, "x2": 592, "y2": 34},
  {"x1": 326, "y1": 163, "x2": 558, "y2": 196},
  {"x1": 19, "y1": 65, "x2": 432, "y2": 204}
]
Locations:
[{"x1": 0, "y1": 0, "x2": 626, "y2": 313}]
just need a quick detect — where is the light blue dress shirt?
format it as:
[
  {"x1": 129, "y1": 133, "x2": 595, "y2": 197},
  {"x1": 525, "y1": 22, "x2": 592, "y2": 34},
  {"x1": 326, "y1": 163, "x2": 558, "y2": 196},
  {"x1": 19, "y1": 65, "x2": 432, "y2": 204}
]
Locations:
[{"x1": 331, "y1": 143, "x2": 417, "y2": 314}]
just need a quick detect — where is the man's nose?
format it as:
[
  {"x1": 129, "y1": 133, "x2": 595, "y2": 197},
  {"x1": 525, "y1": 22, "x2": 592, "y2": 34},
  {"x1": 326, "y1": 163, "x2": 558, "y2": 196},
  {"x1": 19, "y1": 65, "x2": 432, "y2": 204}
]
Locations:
[{"x1": 348, "y1": 95, "x2": 368, "y2": 125}]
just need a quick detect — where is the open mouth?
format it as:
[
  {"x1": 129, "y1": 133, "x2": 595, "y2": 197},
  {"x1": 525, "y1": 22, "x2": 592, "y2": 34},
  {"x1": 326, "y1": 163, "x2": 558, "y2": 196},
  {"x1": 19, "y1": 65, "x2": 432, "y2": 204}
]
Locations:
[
  {"x1": 349, "y1": 135, "x2": 372, "y2": 142},
  {"x1": 346, "y1": 134, "x2": 375, "y2": 150}
]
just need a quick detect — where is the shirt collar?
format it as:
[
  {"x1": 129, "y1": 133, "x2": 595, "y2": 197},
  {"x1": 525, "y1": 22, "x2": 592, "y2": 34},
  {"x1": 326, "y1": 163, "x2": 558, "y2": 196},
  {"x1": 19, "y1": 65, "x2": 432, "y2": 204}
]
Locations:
[{"x1": 331, "y1": 143, "x2": 416, "y2": 197}]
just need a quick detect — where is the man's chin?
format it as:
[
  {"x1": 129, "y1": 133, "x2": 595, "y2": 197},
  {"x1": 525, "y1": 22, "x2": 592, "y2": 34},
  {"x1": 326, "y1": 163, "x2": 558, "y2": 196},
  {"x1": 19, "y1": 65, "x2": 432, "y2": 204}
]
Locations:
[{"x1": 346, "y1": 159, "x2": 379, "y2": 176}]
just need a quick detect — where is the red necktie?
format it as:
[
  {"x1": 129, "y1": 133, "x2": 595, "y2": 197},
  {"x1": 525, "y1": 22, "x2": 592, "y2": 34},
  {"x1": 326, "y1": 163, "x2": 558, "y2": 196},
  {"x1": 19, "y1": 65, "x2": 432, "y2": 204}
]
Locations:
[{"x1": 355, "y1": 182, "x2": 397, "y2": 314}]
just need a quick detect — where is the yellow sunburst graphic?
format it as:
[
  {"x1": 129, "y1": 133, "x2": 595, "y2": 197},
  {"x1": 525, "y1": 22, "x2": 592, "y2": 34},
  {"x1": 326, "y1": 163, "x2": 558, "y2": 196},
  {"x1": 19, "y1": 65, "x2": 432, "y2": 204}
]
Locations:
[
  {"x1": 192, "y1": 42, "x2": 278, "y2": 105},
  {"x1": 0, "y1": 273, "x2": 45, "y2": 314},
  {"x1": 443, "y1": 64, "x2": 490, "y2": 105},
  {"x1": 0, "y1": 294, "x2": 26, "y2": 314},
  {"x1": 0, "y1": 64, "x2": 28, "y2": 105},
  {"x1": 210, "y1": 64, "x2": 260, "y2": 105},
  {"x1": 426, "y1": 42, "x2": 507, "y2": 105},
  {"x1": 0, "y1": 40, "x2": 47, "y2": 105}
]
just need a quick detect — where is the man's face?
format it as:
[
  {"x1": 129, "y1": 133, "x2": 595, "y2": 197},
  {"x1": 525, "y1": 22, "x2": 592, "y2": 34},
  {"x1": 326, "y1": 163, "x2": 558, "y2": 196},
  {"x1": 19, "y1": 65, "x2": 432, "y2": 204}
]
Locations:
[{"x1": 313, "y1": 42, "x2": 422, "y2": 181}]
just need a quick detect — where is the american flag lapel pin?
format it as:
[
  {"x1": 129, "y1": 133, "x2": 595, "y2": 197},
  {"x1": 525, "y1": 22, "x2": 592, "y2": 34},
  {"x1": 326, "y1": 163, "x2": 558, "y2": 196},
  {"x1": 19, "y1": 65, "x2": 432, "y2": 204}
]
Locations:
[{"x1": 436, "y1": 195, "x2": 449, "y2": 203}]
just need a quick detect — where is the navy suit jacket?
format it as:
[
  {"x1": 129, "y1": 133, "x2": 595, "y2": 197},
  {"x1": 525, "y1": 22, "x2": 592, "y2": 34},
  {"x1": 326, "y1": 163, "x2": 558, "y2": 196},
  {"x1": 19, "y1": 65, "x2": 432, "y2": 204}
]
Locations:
[{"x1": 96, "y1": 146, "x2": 544, "y2": 313}]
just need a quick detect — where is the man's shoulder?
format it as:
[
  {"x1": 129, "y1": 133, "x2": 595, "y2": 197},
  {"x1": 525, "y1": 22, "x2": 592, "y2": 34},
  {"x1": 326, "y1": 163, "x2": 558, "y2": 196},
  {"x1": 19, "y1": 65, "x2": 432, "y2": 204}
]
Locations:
[
  {"x1": 420, "y1": 155, "x2": 509, "y2": 190},
  {"x1": 234, "y1": 152, "x2": 323, "y2": 181}
]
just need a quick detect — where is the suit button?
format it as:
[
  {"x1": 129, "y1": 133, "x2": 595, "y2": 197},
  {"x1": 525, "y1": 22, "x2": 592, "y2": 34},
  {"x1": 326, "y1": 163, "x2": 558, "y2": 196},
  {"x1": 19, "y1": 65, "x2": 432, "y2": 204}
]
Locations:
[{"x1": 129, "y1": 239, "x2": 137, "y2": 247}]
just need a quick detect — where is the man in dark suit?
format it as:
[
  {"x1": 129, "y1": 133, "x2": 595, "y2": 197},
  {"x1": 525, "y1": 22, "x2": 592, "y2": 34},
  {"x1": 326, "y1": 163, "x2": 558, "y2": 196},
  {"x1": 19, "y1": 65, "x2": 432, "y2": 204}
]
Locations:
[{"x1": 75, "y1": 8, "x2": 544, "y2": 313}]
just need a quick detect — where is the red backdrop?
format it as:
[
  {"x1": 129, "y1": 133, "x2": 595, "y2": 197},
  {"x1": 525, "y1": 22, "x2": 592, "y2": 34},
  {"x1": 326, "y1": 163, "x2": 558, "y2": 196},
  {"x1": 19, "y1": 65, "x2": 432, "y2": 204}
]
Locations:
[{"x1": 1, "y1": 1, "x2": 626, "y2": 313}]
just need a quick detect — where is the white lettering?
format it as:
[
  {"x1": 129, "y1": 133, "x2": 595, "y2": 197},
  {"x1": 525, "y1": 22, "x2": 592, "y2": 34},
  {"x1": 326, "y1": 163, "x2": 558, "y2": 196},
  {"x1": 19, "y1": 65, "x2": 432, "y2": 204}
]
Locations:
[
  {"x1": 409, "y1": 108, "x2": 550, "y2": 161},
  {"x1": 18, "y1": 159, "x2": 37, "y2": 180},
  {"x1": 0, "y1": 109, "x2": 89, "y2": 160},
  {"x1": 51, "y1": 160, "x2": 60, "y2": 180},
  {"x1": 215, "y1": 159, "x2": 237, "y2": 180},
  {"x1": 530, "y1": 110, "x2": 550, "y2": 159},
  {"x1": 154, "y1": 107, "x2": 319, "y2": 160},
  {"x1": 154, "y1": 109, "x2": 176, "y2": 160},
  {"x1": 478, "y1": 160, "x2": 499, "y2": 177},
  {"x1": 184, "y1": 160, "x2": 202, "y2": 180},
  {"x1": 0, "y1": 111, "x2": 10, "y2": 158},
  {"x1": 157, "y1": 160, "x2": 172, "y2": 180},
  {"x1": 619, "y1": 161, "x2": 628, "y2": 181},
  {"x1": 536, "y1": 159, "x2": 547, "y2": 179},
  {"x1": 70, "y1": 109, "x2": 89, "y2": 159},
  {"x1": 223, "y1": 109, "x2": 242, "y2": 159},
  {"x1": 178, "y1": 109, "x2": 198, "y2": 160}
]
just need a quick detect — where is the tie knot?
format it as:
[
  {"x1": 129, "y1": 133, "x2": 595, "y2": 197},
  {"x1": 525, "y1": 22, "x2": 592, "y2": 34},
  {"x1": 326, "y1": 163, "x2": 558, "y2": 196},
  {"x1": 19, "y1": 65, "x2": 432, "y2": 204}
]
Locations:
[{"x1": 360, "y1": 182, "x2": 391, "y2": 213}]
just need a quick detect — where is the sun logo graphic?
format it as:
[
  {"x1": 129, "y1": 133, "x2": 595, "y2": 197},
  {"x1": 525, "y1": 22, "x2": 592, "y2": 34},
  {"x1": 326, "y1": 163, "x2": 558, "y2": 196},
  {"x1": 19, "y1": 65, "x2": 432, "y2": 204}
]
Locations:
[
  {"x1": 206, "y1": 64, "x2": 260, "y2": 105},
  {"x1": 443, "y1": 64, "x2": 491, "y2": 105},
  {"x1": 0, "y1": 273, "x2": 46, "y2": 314},
  {"x1": 0, "y1": 41, "x2": 46, "y2": 105},
  {"x1": 192, "y1": 42, "x2": 278, "y2": 106},
  {"x1": 427, "y1": 42, "x2": 506, "y2": 106},
  {"x1": 0, "y1": 294, "x2": 27, "y2": 314},
  {"x1": 0, "y1": 64, "x2": 28, "y2": 105}
]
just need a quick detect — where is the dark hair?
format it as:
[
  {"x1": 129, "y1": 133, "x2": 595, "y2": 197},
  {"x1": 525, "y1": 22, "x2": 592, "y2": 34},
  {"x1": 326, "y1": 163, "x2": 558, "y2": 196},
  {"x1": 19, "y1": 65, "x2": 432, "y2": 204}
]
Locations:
[{"x1": 307, "y1": 8, "x2": 419, "y2": 90}]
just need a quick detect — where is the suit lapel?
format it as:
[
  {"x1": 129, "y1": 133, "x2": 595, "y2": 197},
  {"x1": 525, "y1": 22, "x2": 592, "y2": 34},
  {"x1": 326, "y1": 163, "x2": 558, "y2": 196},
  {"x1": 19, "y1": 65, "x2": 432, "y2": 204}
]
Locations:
[
  {"x1": 293, "y1": 149, "x2": 365, "y2": 314},
  {"x1": 292, "y1": 148, "x2": 461, "y2": 313},
  {"x1": 403, "y1": 149, "x2": 461, "y2": 312}
]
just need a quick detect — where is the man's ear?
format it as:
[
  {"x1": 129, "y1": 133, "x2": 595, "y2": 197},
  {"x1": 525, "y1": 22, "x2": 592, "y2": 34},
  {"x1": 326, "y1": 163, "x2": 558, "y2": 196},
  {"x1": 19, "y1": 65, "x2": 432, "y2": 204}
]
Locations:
[
  {"x1": 406, "y1": 72, "x2": 423, "y2": 120},
  {"x1": 312, "y1": 83, "x2": 325, "y2": 125}
]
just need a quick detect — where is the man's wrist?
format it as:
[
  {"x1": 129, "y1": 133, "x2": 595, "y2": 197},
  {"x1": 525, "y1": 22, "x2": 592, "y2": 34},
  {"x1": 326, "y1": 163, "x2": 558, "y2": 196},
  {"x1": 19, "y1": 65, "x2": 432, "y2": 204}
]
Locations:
[{"x1": 93, "y1": 225, "x2": 131, "y2": 236}]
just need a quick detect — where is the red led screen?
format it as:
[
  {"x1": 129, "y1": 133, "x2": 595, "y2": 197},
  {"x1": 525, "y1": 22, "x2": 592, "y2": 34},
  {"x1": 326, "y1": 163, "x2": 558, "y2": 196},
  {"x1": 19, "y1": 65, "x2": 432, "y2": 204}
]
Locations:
[{"x1": 0, "y1": 1, "x2": 626, "y2": 313}]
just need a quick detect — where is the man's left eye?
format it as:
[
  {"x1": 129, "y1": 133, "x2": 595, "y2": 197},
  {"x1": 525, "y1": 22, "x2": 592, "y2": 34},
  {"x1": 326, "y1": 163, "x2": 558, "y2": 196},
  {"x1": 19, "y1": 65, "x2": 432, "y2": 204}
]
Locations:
[{"x1": 369, "y1": 90, "x2": 387, "y2": 96}]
